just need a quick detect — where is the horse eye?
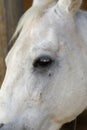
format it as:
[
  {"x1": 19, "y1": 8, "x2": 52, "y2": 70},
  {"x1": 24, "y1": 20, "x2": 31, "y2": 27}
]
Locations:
[{"x1": 33, "y1": 56, "x2": 53, "y2": 68}]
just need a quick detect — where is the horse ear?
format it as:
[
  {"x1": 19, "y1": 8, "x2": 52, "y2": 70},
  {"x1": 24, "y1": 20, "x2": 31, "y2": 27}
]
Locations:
[
  {"x1": 33, "y1": 0, "x2": 40, "y2": 5},
  {"x1": 56, "y1": 0, "x2": 82, "y2": 15},
  {"x1": 32, "y1": 0, "x2": 57, "y2": 6}
]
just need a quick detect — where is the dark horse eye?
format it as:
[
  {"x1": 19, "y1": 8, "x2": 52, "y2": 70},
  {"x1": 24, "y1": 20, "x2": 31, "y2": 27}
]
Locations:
[
  {"x1": 33, "y1": 56, "x2": 53, "y2": 68},
  {"x1": 0, "y1": 123, "x2": 4, "y2": 128}
]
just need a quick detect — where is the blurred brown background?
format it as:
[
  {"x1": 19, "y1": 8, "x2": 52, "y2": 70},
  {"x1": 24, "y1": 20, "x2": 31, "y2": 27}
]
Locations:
[{"x1": 0, "y1": 0, "x2": 87, "y2": 130}]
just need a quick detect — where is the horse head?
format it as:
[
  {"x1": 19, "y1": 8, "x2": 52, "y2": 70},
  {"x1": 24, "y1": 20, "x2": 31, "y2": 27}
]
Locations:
[{"x1": 0, "y1": 0, "x2": 87, "y2": 130}]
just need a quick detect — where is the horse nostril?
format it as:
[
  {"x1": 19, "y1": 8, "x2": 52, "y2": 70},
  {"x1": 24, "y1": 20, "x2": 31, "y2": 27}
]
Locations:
[{"x1": 0, "y1": 124, "x2": 4, "y2": 128}]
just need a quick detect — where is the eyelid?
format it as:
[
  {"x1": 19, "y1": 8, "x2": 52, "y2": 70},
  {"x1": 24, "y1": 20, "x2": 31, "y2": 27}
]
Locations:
[{"x1": 30, "y1": 46, "x2": 56, "y2": 61}]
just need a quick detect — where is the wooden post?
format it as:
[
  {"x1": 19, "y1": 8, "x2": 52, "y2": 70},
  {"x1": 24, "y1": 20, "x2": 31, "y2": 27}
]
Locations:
[
  {"x1": 81, "y1": 0, "x2": 87, "y2": 10},
  {"x1": 4, "y1": 0, "x2": 24, "y2": 45},
  {"x1": 0, "y1": 0, "x2": 23, "y2": 86},
  {"x1": 0, "y1": 0, "x2": 7, "y2": 86},
  {"x1": 23, "y1": 0, "x2": 33, "y2": 11}
]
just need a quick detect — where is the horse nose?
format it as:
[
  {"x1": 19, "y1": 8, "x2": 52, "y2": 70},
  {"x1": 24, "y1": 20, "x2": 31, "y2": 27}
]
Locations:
[{"x1": 0, "y1": 124, "x2": 4, "y2": 128}]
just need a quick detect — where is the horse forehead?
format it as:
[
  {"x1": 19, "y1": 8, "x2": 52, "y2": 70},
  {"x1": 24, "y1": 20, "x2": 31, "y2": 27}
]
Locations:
[
  {"x1": 17, "y1": 19, "x2": 60, "y2": 51},
  {"x1": 21, "y1": 16, "x2": 56, "y2": 39},
  {"x1": 20, "y1": 11, "x2": 75, "y2": 45},
  {"x1": 7, "y1": 11, "x2": 75, "y2": 62},
  {"x1": 6, "y1": 25, "x2": 59, "y2": 65}
]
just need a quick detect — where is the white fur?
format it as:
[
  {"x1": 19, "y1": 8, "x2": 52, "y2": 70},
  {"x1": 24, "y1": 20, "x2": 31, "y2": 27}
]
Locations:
[{"x1": 0, "y1": 0, "x2": 87, "y2": 130}]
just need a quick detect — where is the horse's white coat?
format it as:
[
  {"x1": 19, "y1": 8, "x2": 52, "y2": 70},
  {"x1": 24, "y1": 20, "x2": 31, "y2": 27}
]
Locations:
[{"x1": 0, "y1": 0, "x2": 87, "y2": 130}]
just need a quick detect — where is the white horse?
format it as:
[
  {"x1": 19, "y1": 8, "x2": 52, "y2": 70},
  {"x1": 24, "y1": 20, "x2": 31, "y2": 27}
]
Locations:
[{"x1": 0, "y1": 0, "x2": 87, "y2": 130}]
